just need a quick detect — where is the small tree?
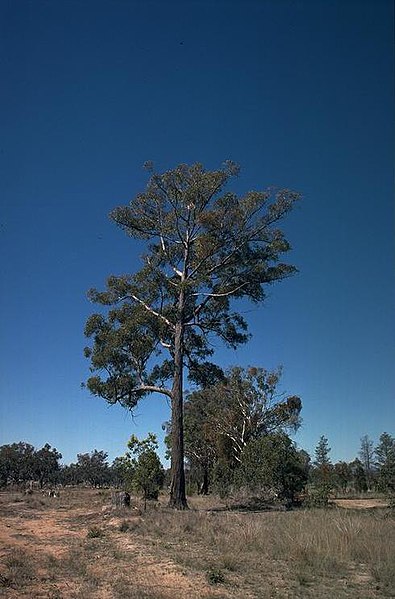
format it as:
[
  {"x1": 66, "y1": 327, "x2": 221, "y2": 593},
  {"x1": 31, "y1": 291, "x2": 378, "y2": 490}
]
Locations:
[
  {"x1": 58, "y1": 463, "x2": 81, "y2": 486},
  {"x1": 350, "y1": 459, "x2": 367, "y2": 493},
  {"x1": 172, "y1": 365, "x2": 302, "y2": 494},
  {"x1": 134, "y1": 452, "x2": 164, "y2": 507},
  {"x1": 333, "y1": 461, "x2": 352, "y2": 494},
  {"x1": 314, "y1": 436, "x2": 331, "y2": 472},
  {"x1": 309, "y1": 435, "x2": 333, "y2": 506},
  {"x1": 83, "y1": 162, "x2": 300, "y2": 508},
  {"x1": 111, "y1": 455, "x2": 135, "y2": 489},
  {"x1": 34, "y1": 443, "x2": 62, "y2": 488},
  {"x1": 127, "y1": 434, "x2": 164, "y2": 508},
  {"x1": 0, "y1": 442, "x2": 36, "y2": 486},
  {"x1": 171, "y1": 393, "x2": 217, "y2": 495},
  {"x1": 375, "y1": 432, "x2": 395, "y2": 493},
  {"x1": 237, "y1": 433, "x2": 308, "y2": 504},
  {"x1": 359, "y1": 435, "x2": 374, "y2": 490},
  {"x1": 76, "y1": 450, "x2": 110, "y2": 487}
]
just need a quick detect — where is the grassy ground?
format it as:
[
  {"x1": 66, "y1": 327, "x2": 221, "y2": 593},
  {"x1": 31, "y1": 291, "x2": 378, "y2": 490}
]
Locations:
[{"x1": 0, "y1": 488, "x2": 394, "y2": 598}]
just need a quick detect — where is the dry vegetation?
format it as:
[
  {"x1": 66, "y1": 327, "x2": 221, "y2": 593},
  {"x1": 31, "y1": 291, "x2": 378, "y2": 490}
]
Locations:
[{"x1": 0, "y1": 488, "x2": 394, "y2": 598}]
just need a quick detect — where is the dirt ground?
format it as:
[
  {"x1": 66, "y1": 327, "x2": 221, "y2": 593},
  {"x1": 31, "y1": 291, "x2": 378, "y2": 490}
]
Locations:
[
  {"x1": 333, "y1": 498, "x2": 389, "y2": 510},
  {"x1": 0, "y1": 489, "x2": 225, "y2": 599},
  {"x1": 0, "y1": 489, "x2": 393, "y2": 598}
]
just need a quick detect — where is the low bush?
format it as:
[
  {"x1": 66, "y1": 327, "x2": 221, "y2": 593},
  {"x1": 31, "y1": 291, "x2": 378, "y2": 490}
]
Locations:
[
  {"x1": 206, "y1": 566, "x2": 225, "y2": 584},
  {"x1": 304, "y1": 484, "x2": 332, "y2": 507},
  {"x1": 86, "y1": 526, "x2": 105, "y2": 538}
]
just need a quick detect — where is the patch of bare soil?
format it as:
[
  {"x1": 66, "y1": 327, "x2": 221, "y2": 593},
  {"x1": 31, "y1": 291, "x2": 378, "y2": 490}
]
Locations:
[
  {"x1": 333, "y1": 498, "x2": 389, "y2": 509},
  {"x1": 0, "y1": 490, "x2": 228, "y2": 598},
  {"x1": 1, "y1": 490, "x2": 393, "y2": 598}
]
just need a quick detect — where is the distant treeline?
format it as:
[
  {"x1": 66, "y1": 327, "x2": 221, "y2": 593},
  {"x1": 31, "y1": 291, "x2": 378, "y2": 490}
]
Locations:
[
  {"x1": 1, "y1": 368, "x2": 393, "y2": 505},
  {"x1": 1, "y1": 430, "x2": 394, "y2": 506}
]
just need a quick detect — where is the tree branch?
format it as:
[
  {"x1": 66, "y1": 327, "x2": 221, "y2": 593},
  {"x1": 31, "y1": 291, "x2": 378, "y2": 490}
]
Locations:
[
  {"x1": 118, "y1": 294, "x2": 175, "y2": 330},
  {"x1": 132, "y1": 384, "x2": 173, "y2": 399},
  {"x1": 191, "y1": 282, "x2": 249, "y2": 298}
]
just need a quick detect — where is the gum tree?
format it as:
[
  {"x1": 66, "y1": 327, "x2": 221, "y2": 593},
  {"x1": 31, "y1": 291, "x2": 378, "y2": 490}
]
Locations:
[
  {"x1": 83, "y1": 161, "x2": 300, "y2": 508},
  {"x1": 173, "y1": 366, "x2": 302, "y2": 494},
  {"x1": 34, "y1": 443, "x2": 62, "y2": 489}
]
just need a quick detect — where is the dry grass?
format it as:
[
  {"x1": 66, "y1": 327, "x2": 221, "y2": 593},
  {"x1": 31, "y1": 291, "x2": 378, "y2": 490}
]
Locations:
[
  {"x1": 124, "y1": 503, "x2": 395, "y2": 597},
  {"x1": 0, "y1": 488, "x2": 394, "y2": 598}
]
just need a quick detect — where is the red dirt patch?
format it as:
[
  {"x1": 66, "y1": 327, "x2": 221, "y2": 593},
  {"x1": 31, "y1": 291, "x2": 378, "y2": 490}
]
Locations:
[{"x1": 0, "y1": 490, "x2": 229, "y2": 598}]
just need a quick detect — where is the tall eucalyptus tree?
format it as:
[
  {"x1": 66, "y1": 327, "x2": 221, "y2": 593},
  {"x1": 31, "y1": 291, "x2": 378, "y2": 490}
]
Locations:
[{"x1": 84, "y1": 161, "x2": 300, "y2": 508}]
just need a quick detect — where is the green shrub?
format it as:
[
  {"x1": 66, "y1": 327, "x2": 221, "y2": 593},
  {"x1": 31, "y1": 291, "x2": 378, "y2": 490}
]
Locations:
[
  {"x1": 87, "y1": 526, "x2": 105, "y2": 538},
  {"x1": 206, "y1": 567, "x2": 225, "y2": 584},
  {"x1": 304, "y1": 484, "x2": 332, "y2": 507}
]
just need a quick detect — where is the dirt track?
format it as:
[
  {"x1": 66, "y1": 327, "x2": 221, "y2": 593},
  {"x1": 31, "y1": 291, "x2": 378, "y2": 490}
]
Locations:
[{"x1": 0, "y1": 491, "x2": 226, "y2": 599}]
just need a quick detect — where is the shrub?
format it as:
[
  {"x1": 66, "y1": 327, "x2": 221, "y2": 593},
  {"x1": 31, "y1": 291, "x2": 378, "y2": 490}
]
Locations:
[
  {"x1": 87, "y1": 526, "x2": 105, "y2": 538},
  {"x1": 304, "y1": 483, "x2": 332, "y2": 507},
  {"x1": 236, "y1": 433, "x2": 309, "y2": 503},
  {"x1": 133, "y1": 450, "x2": 164, "y2": 502},
  {"x1": 206, "y1": 567, "x2": 225, "y2": 584},
  {"x1": 212, "y1": 461, "x2": 235, "y2": 499}
]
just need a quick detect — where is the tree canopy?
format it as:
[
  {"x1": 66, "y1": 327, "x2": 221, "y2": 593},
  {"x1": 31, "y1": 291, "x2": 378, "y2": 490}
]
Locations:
[
  {"x1": 0, "y1": 442, "x2": 62, "y2": 488},
  {"x1": 84, "y1": 161, "x2": 300, "y2": 508},
  {"x1": 167, "y1": 366, "x2": 302, "y2": 495},
  {"x1": 375, "y1": 432, "x2": 395, "y2": 493}
]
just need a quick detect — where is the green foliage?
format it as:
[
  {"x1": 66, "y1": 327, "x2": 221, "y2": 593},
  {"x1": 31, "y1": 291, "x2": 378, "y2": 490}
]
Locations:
[
  {"x1": 75, "y1": 450, "x2": 111, "y2": 487},
  {"x1": 34, "y1": 443, "x2": 62, "y2": 488},
  {"x1": 0, "y1": 442, "x2": 62, "y2": 488},
  {"x1": 87, "y1": 526, "x2": 105, "y2": 538},
  {"x1": 210, "y1": 433, "x2": 309, "y2": 503},
  {"x1": 375, "y1": 432, "x2": 395, "y2": 493},
  {"x1": 176, "y1": 365, "x2": 303, "y2": 495},
  {"x1": 83, "y1": 162, "x2": 300, "y2": 506},
  {"x1": 0, "y1": 442, "x2": 36, "y2": 486},
  {"x1": 112, "y1": 455, "x2": 135, "y2": 488},
  {"x1": 311, "y1": 435, "x2": 333, "y2": 488},
  {"x1": 212, "y1": 461, "x2": 236, "y2": 499},
  {"x1": 349, "y1": 458, "x2": 368, "y2": 493},
  {"x1": 206, "y1": 567, "x2": 225, "y2": 585},
  {"x1": 127, "y1": 432, "x2": 159, "y2": 456},
  {"x1": 115, "y1": 433, "x2": 165, "y2": 502},
  {"x1": 84, "y1": 163, "x2": 299, "y2": 404},
  {"x1": 133, "y1": 449, "x2": 164, "y2": 501},
  {"x1": 304, "y1": 483, "x2": 332, "y2": 507},
  {"x1": 307, "y1": 436, "x2": 335, "y2": 505},
  {"x1": 314, "y1": 435, "x2": 331, "y2": 468},
  {"x1": 58, "y1": 463, "x2": 81, "y2": 486},
  {"x1": 333, "y1": 461, "x2": 352, "y2": 493},
  {"x1": 237, "y1": 433, "x2": 309, "y2": 502}
]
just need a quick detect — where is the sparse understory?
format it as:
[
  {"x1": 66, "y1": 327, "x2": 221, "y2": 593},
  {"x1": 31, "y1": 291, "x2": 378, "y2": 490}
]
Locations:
[{"x1": 0, "y1": 488, "x2": 394, "y2": 598}]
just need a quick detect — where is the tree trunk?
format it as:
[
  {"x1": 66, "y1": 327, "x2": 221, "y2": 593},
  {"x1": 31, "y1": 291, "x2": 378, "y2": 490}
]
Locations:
[
  {"x1": 168, "y1": 322, "x2": 188, "y2": 509},
  {"x1": 200, "y1": 468, "x2": 209, "y2": 495}
]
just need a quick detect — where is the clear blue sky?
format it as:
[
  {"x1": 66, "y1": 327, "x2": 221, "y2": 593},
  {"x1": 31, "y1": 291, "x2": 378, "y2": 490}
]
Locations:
[{"x1": 1, "y1": 0, "x2": 393, "y2": 466}]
